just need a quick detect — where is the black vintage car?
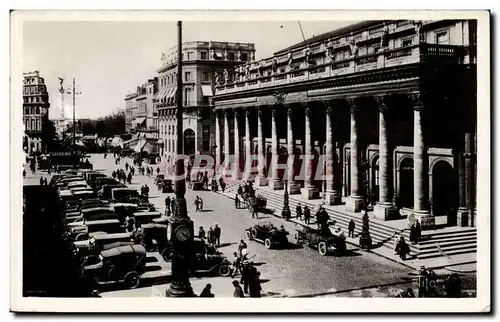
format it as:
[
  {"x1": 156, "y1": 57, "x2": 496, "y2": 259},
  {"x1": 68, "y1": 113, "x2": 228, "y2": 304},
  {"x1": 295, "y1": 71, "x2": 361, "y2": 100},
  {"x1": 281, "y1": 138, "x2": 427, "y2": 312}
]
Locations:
[
  {"x1": 188, "y1": 180, "x2": 205, "y2": 191},
  {"x1": 245, "y1": 221, "x2": 289, "y2": 249},
  {"x1": 157, "y1": 179, "x2": 173, "y2": 193},
  {"x1": 82, "y1": 244, "x2": 147, "y2": 289},
  {"x1": 293, "y1": 226, "x2": 347, "y2": 255}
]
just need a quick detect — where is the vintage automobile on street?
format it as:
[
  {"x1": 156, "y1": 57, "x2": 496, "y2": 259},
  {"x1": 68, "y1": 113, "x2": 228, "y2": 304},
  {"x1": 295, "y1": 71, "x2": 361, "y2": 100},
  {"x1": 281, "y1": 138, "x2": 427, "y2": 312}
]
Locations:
[
  {"x1": 133, "y1": 211, "x2": 162, "y2": 225},
  {"x1": 245, "y1": 221, "x2": 289, "y2": 249},
  {"x1": 93, "y1": 177, "x2": 120, "y2": 192},
  {"x1": 189, "y1": 238, "x2": 232, "y2": 277},
  {"x1": 70, "y1": 218, "x2": 123, "y2": 241},
  {"x1": 135, "y1": 223, "x2": 170, "y2": 259},
  {"x1": 154, "y1": 174, "x2": 164, "y2": 186},
  {"x1": 82, "y1": 244, "x2": 147, "y2": 289},
  {"x1": 188, "y1": 180, "x2": 206, "y2": 191},
  {"x1": 112, "y1": 203, "x2": 139, "y2": 222},
  {"x1": 157, "y1": 179, "x2": 174, "y2": 193},
  {"x1": 293, "y1": 225, "x2": 347, "y2": 255},
  {"x1": 74, "y1": 232, "x2": 134, "y2": 258},
  {"x1": 98, "y1": 183, "x2": 127, "y2": 200}
]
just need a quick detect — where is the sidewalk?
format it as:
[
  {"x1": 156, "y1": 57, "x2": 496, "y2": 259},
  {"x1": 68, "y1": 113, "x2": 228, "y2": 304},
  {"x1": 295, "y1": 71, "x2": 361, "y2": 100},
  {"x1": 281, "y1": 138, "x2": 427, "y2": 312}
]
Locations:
[{"x1": 215, "y1": 181, "x2": 476, "y2": 273}]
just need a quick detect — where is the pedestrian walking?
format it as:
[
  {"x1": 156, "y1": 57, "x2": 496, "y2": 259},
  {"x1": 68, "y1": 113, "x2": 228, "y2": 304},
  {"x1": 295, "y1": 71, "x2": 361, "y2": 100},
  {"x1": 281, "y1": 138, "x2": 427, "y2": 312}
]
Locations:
[
  {"x1": 165, "y1": 196, "x2": 171, "y2": 213},
  {"x1": 198, "y1": 197, "x2": 204, "y2": 212},
  {"x1": 125, "y1": 162, "x2": 129, "y2": 171},
  {"x1": 415, "y1": 219, "x2": 421, "y2": 244},
  {"x1": 348, "y1": 219, "x2": 356, "y2": 238},
  {"x1": 237, "y1": 239, "x2": 247, "y2": 257},
  {"x1": 409, "y1": 223, "x2": 416, "y2": 244},
  {"x1": 249, "y1": 269, "x2": 262, "y2": 298},
  {"x1": 251, "y1": 203, "x2": 259, "y2": 219},
  {"x1": 237, "y1": 185, "x2": 243, "y2": 196},
  {"x1": 241, "y1": 262, "x2": 251, "y2": 294},
  {"x1": 304, "y1": 206, "x2": 311, "y2": 225},
  {"x1": 232, "y1": 280, "x2": 244, "y2": 297},
  {"x1": 207, "y1": 227, "x2": 214, "y2": 246},
  {"x1": 44, "y1": 178, "x2": 48, "y2": 185},
  {"x1": 231, "y1": 252, "x2": 241, "y2": 278},
  {"x1": 213, "y1": 224, "x2": 221, "y2": 247},
  {"x1": 234, "y1": 194, "x2": 240, "y2": 209},
  {"x1": 127, "y1": 172, "x2": 132, "y2": 184},
  {"x1": 194, "y1": 196, "x2": 200, "y2": 212},
  {"x1": 296, "y1": 203, "x2": 303, "y2": 220},
  {"x1": 199, "y1": 284, "x2": 214, "y2": 297},
  {"x1": 198, "y1": 226, "x2": 206, "y2": 239}
]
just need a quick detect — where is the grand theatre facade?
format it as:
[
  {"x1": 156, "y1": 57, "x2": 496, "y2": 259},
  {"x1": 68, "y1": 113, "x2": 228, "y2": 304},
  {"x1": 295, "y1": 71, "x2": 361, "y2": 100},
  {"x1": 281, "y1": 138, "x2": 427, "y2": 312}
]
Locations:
[{"x1": 212, "y1": 20, "x2": 477, "y2": 228}]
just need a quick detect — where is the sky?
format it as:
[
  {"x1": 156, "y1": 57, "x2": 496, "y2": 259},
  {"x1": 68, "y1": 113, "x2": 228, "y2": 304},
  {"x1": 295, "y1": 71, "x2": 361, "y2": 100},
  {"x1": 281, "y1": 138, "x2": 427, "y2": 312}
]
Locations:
[{"x1": 23, "y1": 20, "x2": 356, "y2": 120}]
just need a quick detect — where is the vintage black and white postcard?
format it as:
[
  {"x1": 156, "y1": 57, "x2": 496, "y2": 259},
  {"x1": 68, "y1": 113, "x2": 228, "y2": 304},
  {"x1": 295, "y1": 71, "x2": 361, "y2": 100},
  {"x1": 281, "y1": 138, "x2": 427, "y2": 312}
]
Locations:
[{"x1": 10, "y1": 9, "x2": 490, "y2": 313}]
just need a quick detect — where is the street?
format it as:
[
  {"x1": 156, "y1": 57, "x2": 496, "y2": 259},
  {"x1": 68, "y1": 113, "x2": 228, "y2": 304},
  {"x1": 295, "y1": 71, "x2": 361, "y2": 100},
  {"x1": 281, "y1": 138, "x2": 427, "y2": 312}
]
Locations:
[{"x1": 87, "y1": 153, "x2": 415, "y2": 297}]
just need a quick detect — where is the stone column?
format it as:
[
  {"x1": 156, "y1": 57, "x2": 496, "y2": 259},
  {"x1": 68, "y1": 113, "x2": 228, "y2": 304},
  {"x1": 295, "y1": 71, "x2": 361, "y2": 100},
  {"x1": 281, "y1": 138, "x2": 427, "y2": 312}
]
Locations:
[
  {"x1": 244, "y1": 109, "x2": 252, "y2": 182},
  {"x1": 411, "y1": 94, "x2": 434, "y2": 228},
  {"x1": 373, "y1": 96, "x2": 398, "y2": 220},
  {"x1": 269, "y1": 107, "x2": 283, "y2": 190},
  {"x1": 223, "y1": 110, "x2": 230, "y2": 174},
  {"x1": 233, "y1": 109, "x2": 240, "y2": 180},
  {"x1": 215, "y1": 111, "x2": 222, "y2": 170},
  {"x1": 301, "y1": 105, "x2": 319, "y2": 199},
  {"x1": 256, "y1": 108, "x2": 268, "y2": 186},
  {"x1": 345, "y1": 98, "x2": 364, "y2": 212},
  {"x1": 287, "y1": 106, "x2": 301, "y2": 194},
  {"x1": 457, "y1": 146, "x2": 468, "y2": 226},
  {"x1": 325, "y1": 104, "x2": 342, "y2": 204}
]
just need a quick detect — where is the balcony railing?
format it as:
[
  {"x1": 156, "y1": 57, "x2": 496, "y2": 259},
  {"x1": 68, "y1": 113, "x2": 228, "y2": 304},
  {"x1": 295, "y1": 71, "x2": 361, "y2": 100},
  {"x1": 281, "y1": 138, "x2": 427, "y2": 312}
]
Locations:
[{"x1": 214, "y1": 43, "x2": 465, "y2": 95}]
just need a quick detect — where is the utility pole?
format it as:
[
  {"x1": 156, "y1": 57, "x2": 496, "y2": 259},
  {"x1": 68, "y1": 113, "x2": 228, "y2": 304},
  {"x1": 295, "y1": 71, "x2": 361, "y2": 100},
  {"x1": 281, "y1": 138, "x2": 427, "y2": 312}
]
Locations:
[
  {"x1": 66, "y1": 78, "x2": 81, "y2": 164},
  {"x1": 166, "y1": 21, "x2": 195, "y2": 298}
]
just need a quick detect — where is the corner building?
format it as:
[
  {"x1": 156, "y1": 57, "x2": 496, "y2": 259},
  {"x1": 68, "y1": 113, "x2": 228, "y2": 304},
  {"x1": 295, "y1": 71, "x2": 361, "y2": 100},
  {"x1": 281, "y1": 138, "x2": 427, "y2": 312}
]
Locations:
[
  {"x1": 156, "y1": 41, "x2": 255, "y2": 163},
  {"x1": 23, "y1": 71, "x2": 50, "y2": 153},
  {"x1": 212, "y1": 20, "x2": 477, "y2": 228}
]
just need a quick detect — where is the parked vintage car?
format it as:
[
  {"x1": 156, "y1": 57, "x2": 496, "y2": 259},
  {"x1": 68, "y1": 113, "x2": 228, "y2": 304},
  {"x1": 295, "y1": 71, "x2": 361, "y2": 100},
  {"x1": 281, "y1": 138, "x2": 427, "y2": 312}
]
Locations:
[
  {"x1": 245, "y1": 221, "x2": 289, "y2": 249},
  {"x1": 74, "y1": 232, "x2": 134, "y2": 258},
  {"x1": 189, "y1": 238, "x2": 232, "y2": 277},
  {"x1": 136, "y1": 223, "x2": 169, "y2": 258},
  {"x1": 154, "y1": 174, "x2": 165, "y2": 186},
  {"x1": 98, "y1": 183, "x2": 127, "y2": 200},
  {"x1": 188, "y1": 180, "x2": 205, "y2": 191},
  {"x1": 133, "y1": 211, "x2": 162, "y2": 225},
  {"x1": 157, "y1": 179, "x2": 174, "y2": 193},
  {"x1": 293, "y1": 226, "x2": 347, "y2": 255},
  {"x1": 82, "y1": 244, "x2": 147, "y2": 289}
]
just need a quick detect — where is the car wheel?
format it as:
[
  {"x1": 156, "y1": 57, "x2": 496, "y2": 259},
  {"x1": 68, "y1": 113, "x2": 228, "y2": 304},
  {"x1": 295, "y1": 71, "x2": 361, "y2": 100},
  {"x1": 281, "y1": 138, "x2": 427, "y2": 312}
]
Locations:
[
  {"x1": 218, "y1": 265, "x2": 231, "y2": 277},
  {"x1": 293, "y1": 234, "x2": 300, "y2": 244},
  {"x1": 161, "y1": 248, "x2": 173, "y2": 261},
  {"x1": 124, "y1": 271, "x2": 140, "y2": 289},
  {"x1": 251, "y1": 228, "x2": 258, "y2": 239},
  {"x1": 264, "y1": 238, "x2": 272, "y2": 249},
  {"x1": 318, "y1": 242, "x2": 328, "y2": 256},
  {"x1": 245, "y1": 230, "x2": 253, "y2": 240}
]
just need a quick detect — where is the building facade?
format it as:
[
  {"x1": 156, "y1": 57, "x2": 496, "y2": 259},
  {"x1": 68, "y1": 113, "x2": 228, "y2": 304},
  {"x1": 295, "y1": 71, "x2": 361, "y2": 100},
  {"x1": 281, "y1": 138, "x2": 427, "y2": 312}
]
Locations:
[
  {"x1": 125, "y1": 78, "x2": 158, "y2": 134},
  {"x1": 156, "y1": 41, "x2": 255, "y2": 162},
  {"x1": 212, "y1": 20, "x2": 477, "y2": 228},
  {"x1": 23, "y1": 71, "x2": 50, "y2": 153}
]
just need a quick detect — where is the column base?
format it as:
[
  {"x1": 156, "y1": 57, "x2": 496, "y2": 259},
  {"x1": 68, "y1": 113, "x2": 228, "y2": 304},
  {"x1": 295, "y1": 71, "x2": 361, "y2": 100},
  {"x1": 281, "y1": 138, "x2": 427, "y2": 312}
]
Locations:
[
  {"x1": 457, "y1": 208, "x2": 470, "y2": 227},
  {"x1": 256, "y1": 176, "x2": 268, "y2": 187},
  {"x1": 269, "y1": 178, "x2": 284, "y2": 190},
  {"x1": 325, "y1": 190, "x2": 342, "y2": 205},
  {"x1": 288, "y1": 181, "x2": 301, "y2": 195},
  {"x1": 373, "y1": 203, "x2": 399, "y2": 221},
  {"x1": 345, "y1": 195, "x2": 364, "y2": 212},
  {"x1": 301, "y1": 186, "x2": 320, "y2": 200},
  {"x1": 412, "y1": 210, "x2": 435, "y2": 230},
  {"x1": 232, "y1": 170, "x2": 241, "y2": 181}
]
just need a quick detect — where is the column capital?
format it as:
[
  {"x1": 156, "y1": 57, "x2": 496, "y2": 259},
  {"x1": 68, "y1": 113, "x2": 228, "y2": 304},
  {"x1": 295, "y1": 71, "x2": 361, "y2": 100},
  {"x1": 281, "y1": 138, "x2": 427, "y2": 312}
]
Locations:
[
  {"x1": 245, "y1": 108, "x2": 251, "y2": 117},
  {"x1": 223, "y1": 110, "x2": 230, "y2": 117},
  {"x1": 271, "y1": 107, "x2": 277, "y2": 117},
  {"x1": 304, "y1": 106, "x2": 312, "y2": 117},
  {"x1": 326, "y1": 105, "x2": 333, "y2": 116},
  {"x1": 286, "y1": 106, "x2": 293, "y2": 116},
  {"x1": 233, "y1": 108, "x2": 240, "y2": 117},
  {"x1": 409, "y1": 92, "x2": 424, "y2": 111},
  {"x1": 375, "y1": 95, "x2": 389, "y2": 113},
  {"x1": 257, "y1": 108, "x2": 263, "y2": 117},
  {"x1": 345, "y1": 97, "x2": 359, "y2": 112}
]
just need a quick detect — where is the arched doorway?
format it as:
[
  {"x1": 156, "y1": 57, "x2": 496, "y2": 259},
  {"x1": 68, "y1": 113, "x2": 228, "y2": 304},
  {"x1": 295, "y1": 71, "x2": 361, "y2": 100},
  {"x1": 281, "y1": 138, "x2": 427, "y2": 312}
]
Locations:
[
  {"x1": 432, "y1": 160, "x2": 458, "y2": 225},
  {"x1": 371, "y1": 156, "x2": 380, "y2": 205},
  {"x1": 398, "y1": 157, "x2": 414, "y2": 209},
  {"x1": 183, "y1": 129, "x2": 195, "y2": 155}
]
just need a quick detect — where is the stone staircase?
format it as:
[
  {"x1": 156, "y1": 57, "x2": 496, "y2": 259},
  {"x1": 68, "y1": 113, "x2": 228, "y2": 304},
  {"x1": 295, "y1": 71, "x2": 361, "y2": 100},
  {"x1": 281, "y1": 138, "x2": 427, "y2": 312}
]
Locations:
[{"x1": 221, "y1": 184, "x2": 477, "y2": 260}]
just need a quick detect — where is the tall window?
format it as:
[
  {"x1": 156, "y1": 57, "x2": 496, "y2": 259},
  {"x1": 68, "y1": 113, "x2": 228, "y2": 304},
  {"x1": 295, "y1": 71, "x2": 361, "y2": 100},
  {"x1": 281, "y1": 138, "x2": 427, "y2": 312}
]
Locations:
[
  {"x1": 201, "y1": 51, "x2": 207, "y2": 60},
  {"x1": 184, "y1": 88, "x2": 192, "y2": 106},
  {"x1": 184, "y1": 72, "x2": 191, "y2": 82},
  {"x1": 187, "y1": 52, "x2": 193, "y2": 60},
  {"x1": 228, "y1": 52, "x2": 235, "y2": 60},
  {"x1": 402, "y1": 38, "x2": 412, "y2": 47},
  {"x1": 241, "y1": 52, "x2": 248, "y2": 61},
  {"x1": 30, "y1": 119, "x2": 34, "y2": 131},
  {"x1": 202, "y1": 124, "x2": 210, "y2": 152},
  {"x1": 436, "y1": 30, "x2": 449, "y2": 44},
  {"x1": 36, "y1": 106, "x2": 40, "y2": 114},
  {"x1": 202, "y1": 71, "x2": 209, "y2": 82},
  {"x1": 36, "y1": 119, "x2": 40, "y2": 131}
]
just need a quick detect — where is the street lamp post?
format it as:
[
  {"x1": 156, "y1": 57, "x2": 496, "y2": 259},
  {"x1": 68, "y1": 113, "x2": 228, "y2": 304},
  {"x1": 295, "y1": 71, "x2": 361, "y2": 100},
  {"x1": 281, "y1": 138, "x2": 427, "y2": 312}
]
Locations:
[
  {"x1": 281, "y1": 179, "x2": 291, "y2": 220},
  {"x1": 166, "y1": 21, "x2": 195, "y2": 298}
]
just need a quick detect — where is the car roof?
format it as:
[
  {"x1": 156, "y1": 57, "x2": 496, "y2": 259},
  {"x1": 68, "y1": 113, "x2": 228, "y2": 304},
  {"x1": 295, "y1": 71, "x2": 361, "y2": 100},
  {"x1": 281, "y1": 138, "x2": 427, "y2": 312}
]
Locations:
[
  {"x1": 100, "y1": 244, "x2": 146, "y2": 257},
  {"x1": 93, "y1": 232, "x2": 132, "y2": 240},
  {"x1": 81, "y1": 206, "x2": 113, "y2": 213},
  {"x1": 133, "y1": 211, "x2": 162, "y2": 217},
  {"x1": 112, "y1": 188, "x2": 137, "y2": 192},
  {"x1": 85, "y1": 219, "x2": 120, "y2": 225},
  {"x1": 113, "y1": 203, "x2": 138, "y2": 208},
  {"x1": 142, "y1": 223, "x2": 168, "y2": 229}
]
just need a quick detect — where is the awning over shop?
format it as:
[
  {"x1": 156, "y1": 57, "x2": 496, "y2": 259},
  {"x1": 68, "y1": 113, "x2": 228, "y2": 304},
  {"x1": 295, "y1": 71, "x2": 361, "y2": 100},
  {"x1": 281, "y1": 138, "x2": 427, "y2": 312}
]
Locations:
[
  {"x1": 158, "y1": 89, "x2": 168, "y2": 103},
  {"x1": 156, "y1": 139, "x2": 164, "y2": 144},
  {"x1": 142, "y1": 142, "x2": 154, "y2": 154},
  {"x1": 133, "y1": 139, "x2": 146, "y2": 153},
  {"x1": 133, "y1": 117, "x2": 146, "y2": 126},
  {"x1": 163, "y1": 88, "x2": 173, "y2": 105},
  {"x1": 201, "y1": 85, "x2": 213, "y2": 97},
  {"x1": 123, "y1": 138, "x2": 139, "y2": 149},
  {"x1": 167, "y1": 88, "x2": 177, "y2": 106}
]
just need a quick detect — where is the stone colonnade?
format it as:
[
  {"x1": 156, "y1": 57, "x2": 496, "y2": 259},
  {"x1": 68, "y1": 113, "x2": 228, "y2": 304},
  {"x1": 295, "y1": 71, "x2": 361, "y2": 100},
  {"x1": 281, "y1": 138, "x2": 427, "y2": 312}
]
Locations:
[{"x1": 214, "y1": 93, "x2": 433, "y2": 224}]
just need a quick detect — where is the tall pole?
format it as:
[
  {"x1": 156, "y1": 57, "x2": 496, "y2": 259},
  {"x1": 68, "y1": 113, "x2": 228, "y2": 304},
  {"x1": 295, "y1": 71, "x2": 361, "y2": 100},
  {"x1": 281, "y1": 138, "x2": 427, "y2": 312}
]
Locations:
[
  {"x1": 72, "y1": 77, "x2": 76, "y2": 151},
  {"x1": 166, "y1": 20, "x2": 195, "y2": 298}
]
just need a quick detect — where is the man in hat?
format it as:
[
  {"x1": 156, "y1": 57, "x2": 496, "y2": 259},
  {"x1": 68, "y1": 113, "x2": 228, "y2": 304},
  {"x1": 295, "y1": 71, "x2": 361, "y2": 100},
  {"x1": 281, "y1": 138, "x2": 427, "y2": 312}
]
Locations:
[
  {"x1": 296, "y1": 203, "x2": 303, "y2": 220},
  {"x1": 213, "y1": 224, "x2": 221, "y2": 247}
]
